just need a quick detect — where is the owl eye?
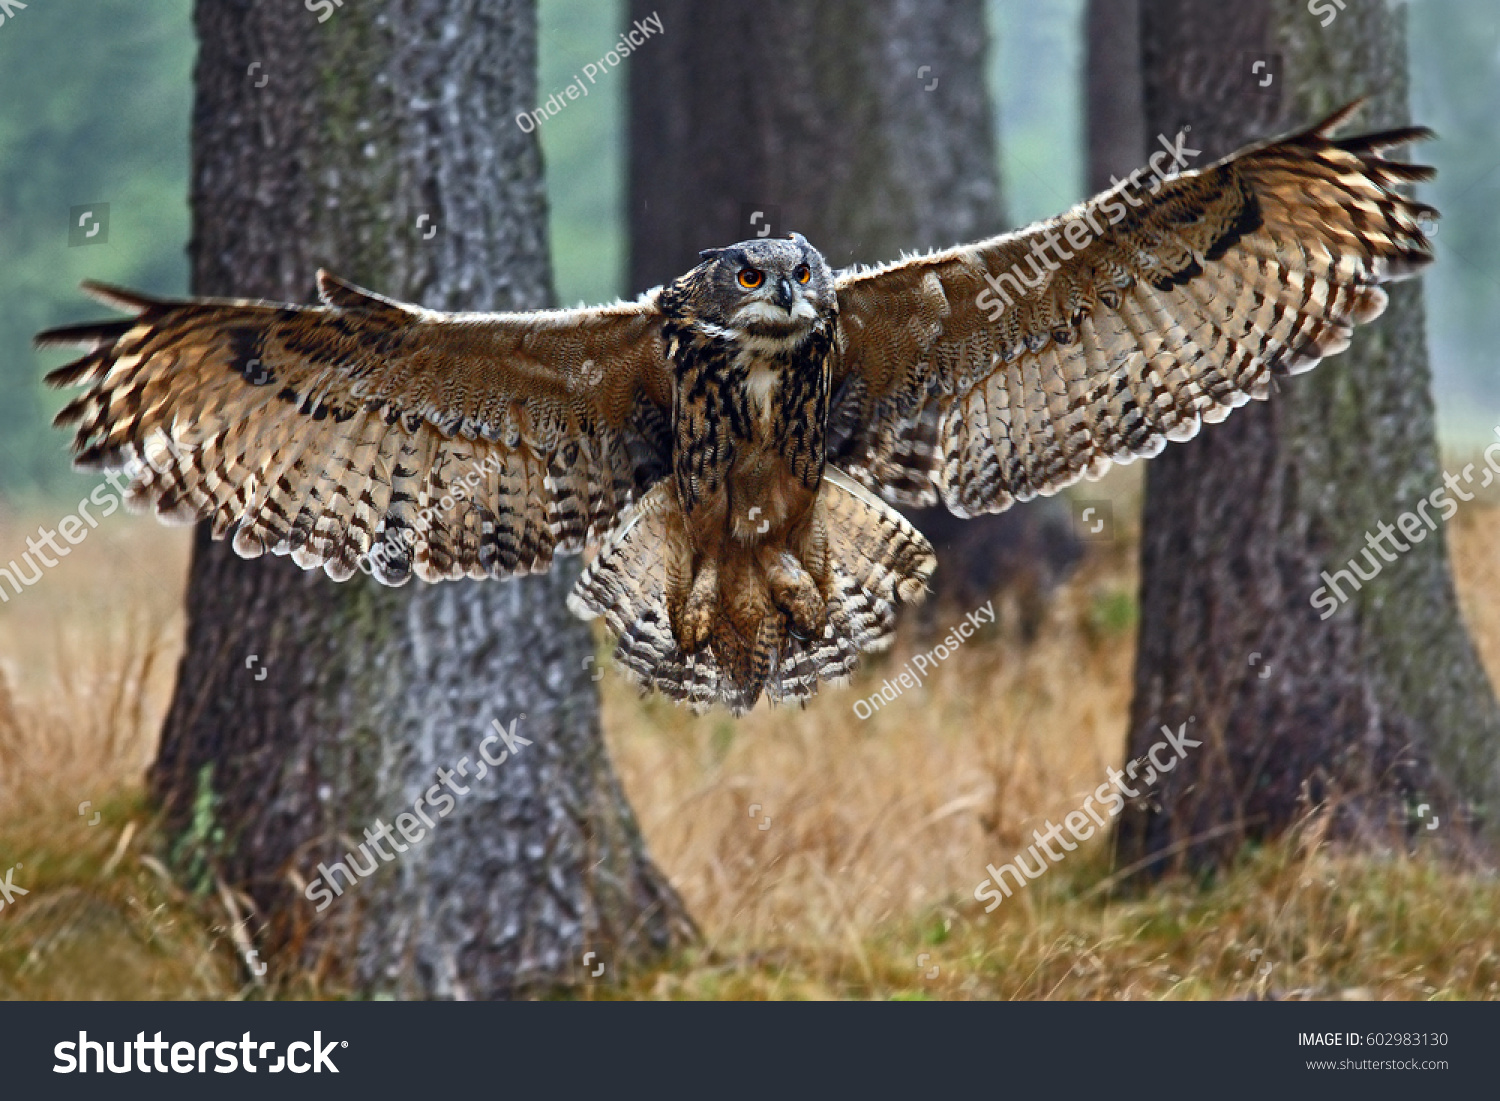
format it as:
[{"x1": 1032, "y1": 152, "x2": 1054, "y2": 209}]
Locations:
[
  {"x1": 737, "y1": 268, "x2": 764, "y2": 289},
  {"x1": 794, "y1": 264, "x2": 811, "y2": 284}
]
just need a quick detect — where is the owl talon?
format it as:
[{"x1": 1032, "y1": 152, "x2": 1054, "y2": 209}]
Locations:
[
  {"x1": 675, "y1": 561, "x2": 719, "y2": 654},
  {"x1": 777, "y1": 593, "x2": 827, "y2": 641},
  {"x1": 762, "y1": 550, "x2": 827, "y2": 640}
]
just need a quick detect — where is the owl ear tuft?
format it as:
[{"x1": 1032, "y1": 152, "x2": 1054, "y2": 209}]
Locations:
[{"x1": 698, "y1": 247, "x2": 729, "y2": 262}]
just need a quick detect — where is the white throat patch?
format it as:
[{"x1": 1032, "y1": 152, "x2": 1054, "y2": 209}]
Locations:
[{"x1": 743, "y1": 362, "x2": 779, "y2": 429}]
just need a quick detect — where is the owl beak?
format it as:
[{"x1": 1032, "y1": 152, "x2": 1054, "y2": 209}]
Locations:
[{"x1": 772, "y1": 277, "x2": 794, "y2": 311}]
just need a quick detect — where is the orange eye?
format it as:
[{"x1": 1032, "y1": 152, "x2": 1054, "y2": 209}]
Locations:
[
  {"x1": 794, "y1": 264, "x2": 811, "y2": 284},
  {"x1": 738, "y1": 268, "x2": 764, "y2": 289}
]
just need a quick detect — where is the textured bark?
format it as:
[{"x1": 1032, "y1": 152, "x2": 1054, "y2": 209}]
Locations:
[
  {"x1": 1114, "y1": 0, "x2": 1500, "y2": 873},
  {"x1": 626, "y1": 0, "x2": 1080, "y2": 616},
  {"x1": 152, "y1": 0, "x2": 693, "y2": 998}
]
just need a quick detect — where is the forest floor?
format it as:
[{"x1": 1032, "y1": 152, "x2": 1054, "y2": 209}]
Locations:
[{"x1": 1, "y1": 468, "x2": 1498, "y2": 1001}]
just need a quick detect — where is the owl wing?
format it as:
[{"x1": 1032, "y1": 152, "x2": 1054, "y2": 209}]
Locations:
[
  {"x1": 38, "y1": 272, "x2": 674, "y2": 584},
  {"x1": 828, "y1": 101, "x2": 1437, "y2": 515}
]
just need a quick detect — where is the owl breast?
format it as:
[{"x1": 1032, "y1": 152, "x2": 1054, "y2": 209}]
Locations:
[
  {"x1": 663, "y1": 316, "x2": 834, "y2": 549},
  {"x1": 743, "y1": 362, "x2": 780, "y2": 435},
  {"x1": 724, "y1": 358, "x2": 810, "y2": 540}
]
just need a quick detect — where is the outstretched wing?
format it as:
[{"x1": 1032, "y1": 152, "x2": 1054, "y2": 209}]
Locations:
[
  {"x1": 38, "y1": 272, "x2": 673, "y2": 583},
  {"x1": 829, "y1": 102, "x2": 1437, "y2": 515}
]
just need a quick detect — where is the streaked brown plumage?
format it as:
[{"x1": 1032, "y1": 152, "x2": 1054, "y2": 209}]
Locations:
[{"x1": 38, "y1": 102, "x2": 1437, "y2": 714}]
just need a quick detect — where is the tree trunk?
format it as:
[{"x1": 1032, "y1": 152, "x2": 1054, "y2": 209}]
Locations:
[
  {"x1": 1084, "y1": 0, "x2": 1144, "y2": 196},
  {"x1": 1114, "y1": 0, "x2": 1500, "y2": 873},
  {"x1": 152, "y1": 0, "x2": 692, "y2": 998},
  {"x1": 626, "y1": 0, "x2": 1080, "y2": 620}
]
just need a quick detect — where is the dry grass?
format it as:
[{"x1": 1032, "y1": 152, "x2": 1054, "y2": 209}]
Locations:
[
  {"x1": 0, "y1": 514, "x2": 238, "y2": 998},
  {"x1": 2, "y1": 475, "x2": 1500, "y2": 1000},
  {"x1": 599, "y1": 532, "x2": 1141, "y2": 994}
]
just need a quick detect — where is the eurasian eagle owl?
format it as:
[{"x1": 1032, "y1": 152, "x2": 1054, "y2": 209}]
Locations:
[{"x1": 38, "y1": 103, "x2": 1436, "y2": 713}]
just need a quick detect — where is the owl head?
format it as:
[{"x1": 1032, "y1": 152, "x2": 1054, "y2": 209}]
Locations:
[{"x1": 690, "y1": 232, "x2": 836, "y2": 337}]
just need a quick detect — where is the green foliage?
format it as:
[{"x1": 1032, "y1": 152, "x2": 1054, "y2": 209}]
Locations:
[
  {"x1": 709, "y1": 718, "x2": 737, "y2": 765},
  {"x1": 169, "y1": 763, "x2": 226, "y2": 897},
  {"x1": 1087, "y1": 587, "x2": 1137, "y2": 642}
]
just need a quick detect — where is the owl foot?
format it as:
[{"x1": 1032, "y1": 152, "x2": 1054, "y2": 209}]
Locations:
[
  {"x1": 675, "y1": 559, "x2": 719, "y2": 654},
  {"x1": 762, "y1": 549, "x2": 828, "y2": 640}
]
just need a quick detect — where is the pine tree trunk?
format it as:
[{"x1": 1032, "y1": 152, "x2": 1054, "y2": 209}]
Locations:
[
  {"x1": 1114, "y1": 0, "x2": 1500, "y2": 873},
  {"x1": 1084, "y1": 0, "x2": 1144, "y2": 195},
  {"x1": 151, "y1": 0, "x2": 693, "y2": 998},
  {"x1": 626, "y1": 0, "x2": 1080, "y2": 617}
]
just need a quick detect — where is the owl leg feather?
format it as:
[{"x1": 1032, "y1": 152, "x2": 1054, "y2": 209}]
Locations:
[
  {"x1": 676, "y1": 558, "x2": 719, "y2": 655},
  {"x1": 568, "y1": 471, "x2": 934, "y2": 716}
]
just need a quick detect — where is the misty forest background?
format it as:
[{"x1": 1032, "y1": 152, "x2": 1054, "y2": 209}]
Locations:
[
  {"x1": 2, "y1": 0, "x2": 1497, "y2": 511},
  {"x1": 1, "y1": 0, "x2": 1499, "y2": 1002}
]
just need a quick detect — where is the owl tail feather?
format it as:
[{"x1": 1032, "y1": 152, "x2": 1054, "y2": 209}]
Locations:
[{"x1": 567, "y1": 470, "x2": 935, "y2": 715}]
